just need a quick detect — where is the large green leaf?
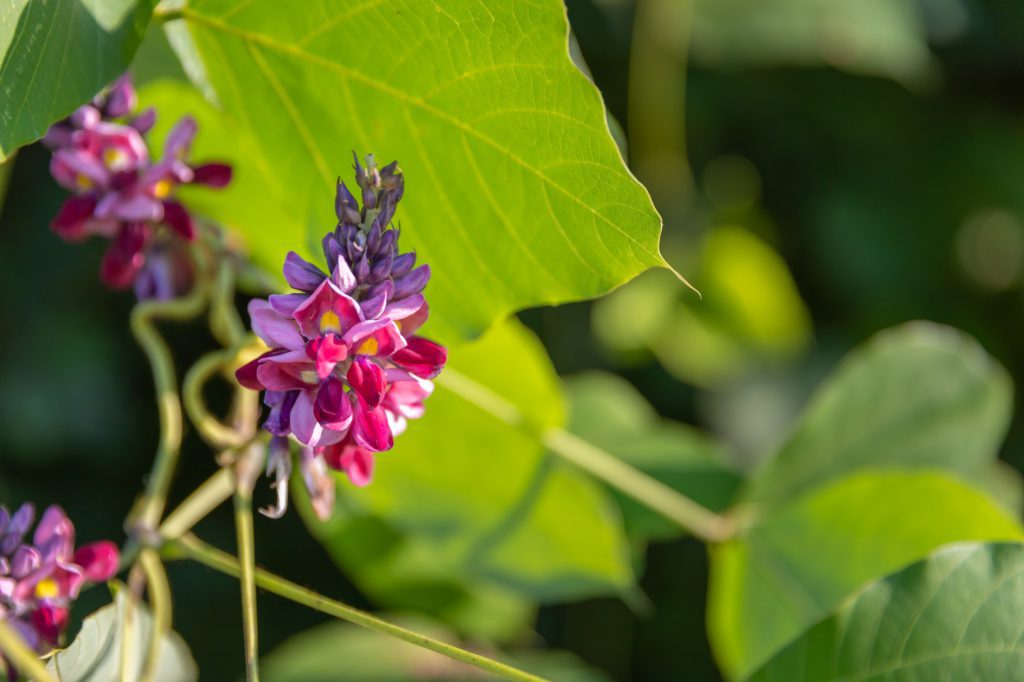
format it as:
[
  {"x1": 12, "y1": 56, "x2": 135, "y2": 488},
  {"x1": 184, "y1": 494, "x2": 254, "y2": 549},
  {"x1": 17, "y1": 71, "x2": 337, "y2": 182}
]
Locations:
[
  {"x1": 302, "y1": 319, "x2": 633, "y2": 609},
  {"x1": 743, "y1": 322, "x2": 1016, "y2": 510},
  {"x1": 0, "y1": 0, "x2": 153, "y2": 159},
  {"x1": 749, "y1": 542, "x2": 1024, "y2": 681},
  {"x1": 708, "y1": 470, "x2": 1024, "y2": 680},
  {"x1": 259, "y1": 617, "x2": 611, "y2": 682},
  {"x1": 47, "y1": 588, "x2": 197, "y2": 682},
  {"x1": 564, "y1": 371, "x2": 741, "y2": 545},
  {"x1": 167, "y1": 0, "x2": 667, "y2": 342}
]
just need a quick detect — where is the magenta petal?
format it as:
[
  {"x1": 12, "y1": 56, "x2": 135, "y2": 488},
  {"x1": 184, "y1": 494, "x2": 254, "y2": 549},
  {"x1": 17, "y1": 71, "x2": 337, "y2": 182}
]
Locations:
[
  {"x1": 235, "y1": 349, "x2": 285, "y2": 390},
  {"x1": 249, "y1": 299, "x2": 305, "y2": 350},
  {"x1": 51, "y1": 195, "x2": 98, "y2": 241},
  {"x1": 313, "y1": 377, "x2": 354, "y2": 431},
  {"x1": 346, "y1": 357, "x2": 386, "y2": 408},
  {"x1": 340, "y1": 445, "x2": 375, "y2": 487},
  {"x1": 107, "y1": 193, "x2": 163, "y2": 222},
  {"x1": 256, "y1": 349, "x2": 316, "y2": 391},
  {"x1": 391, "y1": 337, "x2": 448, "y2": 379},
  {"x1": 190, "y1": 162, "x2": 232, "y2": 187},
  {"x1": 292, "y1": 279, "x2": 362, "y2": 339},
  {"x1": 307, "y1": 334, "x2": 349, "y2": 379},
  {"x1": 343, "y1": 318, "x2": 406, "y2": 357},
  {"x1": 161, "y1": 200, "x2": 194, "y2": 240},
  {"x1": 72, "y1": 541, "x2": 120, "y2": 581},
  {"x1": 100, "y1": 223, "x2": 149, "y2": 289},
  {"x1": 352, "y1": 396, "x2": 393, "y2": 452}
]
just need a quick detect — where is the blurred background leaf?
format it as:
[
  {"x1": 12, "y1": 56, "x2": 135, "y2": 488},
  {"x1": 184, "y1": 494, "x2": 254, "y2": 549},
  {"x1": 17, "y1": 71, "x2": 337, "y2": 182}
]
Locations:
[{"x1": 259, "y1": 616, "x2": 611, "y2": 682}]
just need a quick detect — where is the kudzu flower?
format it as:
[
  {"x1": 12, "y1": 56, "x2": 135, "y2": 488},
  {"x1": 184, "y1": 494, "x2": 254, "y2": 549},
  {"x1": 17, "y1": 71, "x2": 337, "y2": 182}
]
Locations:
[
  {"x1": 237, "y1": 155, "x2": 447, "y2": 518},
  {"x1": 44, "y1": 73, "x2": 232, "y2": 298},
  {"x1": 0, "y1": 503, "x2": 119, "y2": 666}
]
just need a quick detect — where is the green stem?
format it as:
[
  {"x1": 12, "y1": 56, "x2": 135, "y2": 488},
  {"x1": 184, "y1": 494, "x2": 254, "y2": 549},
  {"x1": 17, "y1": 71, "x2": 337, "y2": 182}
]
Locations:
[
  {"x1": 159, "y1": 467, "x2": 236, "y2": 541},
  {"x1": 183, "y1": 348, "x2": 254, "y2": 448},
  {"x1": 138, "y1": 549, "x2": 173, "y2": 682},
  {"x1": 438, "y1": 369, "x2": 733, "y2": 543},
  {"x1": 130, "y1": 257, "x2": 210, "y2": 534},
  {"x1": 233, "y1": 492, "x2": 260, "y2": 682},
  {"x1": 173, "y1": 535, "x2": 549, "y2": 682},
  {"x1": 0, "y1": 621, "x2": 55, "y2": 682}
]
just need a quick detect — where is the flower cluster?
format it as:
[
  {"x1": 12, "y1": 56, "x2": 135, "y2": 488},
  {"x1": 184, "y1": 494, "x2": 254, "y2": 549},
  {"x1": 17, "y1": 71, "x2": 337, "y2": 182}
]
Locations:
[
  {"x1": 237, "y1": 155, "x2": 447, "y2": 519},
  {"x1": 0, "y1": 504, "x2": 118, "y2": 663},
  {"x1": 44, "y1": 74, "x2": 232, "y2": 299}
]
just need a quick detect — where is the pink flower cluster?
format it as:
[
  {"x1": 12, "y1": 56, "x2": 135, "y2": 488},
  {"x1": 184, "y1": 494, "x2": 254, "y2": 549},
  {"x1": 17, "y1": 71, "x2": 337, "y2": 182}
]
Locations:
[
  {"x1": 237, "y1": 156, "x2": 446, "y2": 519},
  {"x1": 0, "y1": 504, "x2": 119, "y2": 664},
  {"x1": 44, "y1": 74, "x2": 232, "y2": 299}
]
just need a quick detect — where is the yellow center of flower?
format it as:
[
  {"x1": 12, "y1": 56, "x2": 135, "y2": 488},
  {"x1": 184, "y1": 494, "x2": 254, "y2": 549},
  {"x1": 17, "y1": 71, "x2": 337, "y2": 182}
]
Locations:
[
  {"x1": 103, "y1": 147, "x2": 129, "y2": 170},
  {"x1": 356, "y1": 337, "x2": 378, "y2": 356},
  {"x1": 75, "y1": 173, "x2": 93, "y2": 190},
  {"x1": 320, "y1": 310, "x2": 342, "y2": 334},
  {"x1": 35, "y1": 579, "x2": 59, "y2": 599},
  {"x1": 152, "y1": 179, "x2": 173, "y2": 199}
]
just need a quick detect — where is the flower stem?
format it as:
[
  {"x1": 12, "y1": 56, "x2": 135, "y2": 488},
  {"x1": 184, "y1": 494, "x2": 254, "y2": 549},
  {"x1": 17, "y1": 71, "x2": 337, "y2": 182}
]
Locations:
[
  {"x1": 129, "y1": 257, "x2": 210, "y2": 535},
  {"x1": 138, "y1": 548, "x2": 173, "y2": 682},
  {"x1": 437, "y1": 369, "x2": 733, "y2": 544},
  {"x1": 233, "y1": 492, "x2": 260, "y2": 682},
  {"x1": 159, "y1": 466, "x2": 236, "y2": 540},
  {"x1": 172, "y1": 534, "x2": 550, "y2": 682},
  {"x1": 0, "y1": 621, "x2": 55, "y2": 682}
]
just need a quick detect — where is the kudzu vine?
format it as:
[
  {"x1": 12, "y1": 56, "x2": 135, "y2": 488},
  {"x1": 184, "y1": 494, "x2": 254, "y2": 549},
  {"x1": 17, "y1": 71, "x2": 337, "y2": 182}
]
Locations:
[{"x1": 0, "y1": 73, "x2": 729, "y2": 682}]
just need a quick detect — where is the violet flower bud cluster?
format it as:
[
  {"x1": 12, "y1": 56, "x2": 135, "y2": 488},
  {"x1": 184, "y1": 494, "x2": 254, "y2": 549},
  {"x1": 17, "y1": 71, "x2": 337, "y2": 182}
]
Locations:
[
  {"x1": 0, "y1": 504, "x2": 119, "y2": 669},
  {"x1": 237, "y1": 155, "x2": 447, "y2": 520},
  {"x1": 43, "y1": 74, "x2": 233, "y2": 299}
]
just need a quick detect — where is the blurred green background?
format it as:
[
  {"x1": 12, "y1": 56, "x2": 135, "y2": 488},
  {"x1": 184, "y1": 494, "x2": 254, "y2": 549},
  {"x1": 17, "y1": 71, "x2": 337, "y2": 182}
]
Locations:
[{"x1": 4, "y1": 0, "x2": 1024, "y2": 679}]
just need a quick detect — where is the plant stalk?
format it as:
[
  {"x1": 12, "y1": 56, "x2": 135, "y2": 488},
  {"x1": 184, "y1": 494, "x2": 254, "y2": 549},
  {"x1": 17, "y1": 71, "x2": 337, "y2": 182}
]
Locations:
[
  {"x1": 173, "y1": 535, "x2": 549, "y2": 682},
  {"x1": 138, "y1": 549, "x2": 173, "y2": 682},
  {"x1": 234, "y1": 492, "x2": 260, "y2": 682},
  {"x1": 0, "y1": 621, "x2": 55, "y2": 682},
  {"x1": 438, "y1": 369, "x2": 733, "y2": 543}
]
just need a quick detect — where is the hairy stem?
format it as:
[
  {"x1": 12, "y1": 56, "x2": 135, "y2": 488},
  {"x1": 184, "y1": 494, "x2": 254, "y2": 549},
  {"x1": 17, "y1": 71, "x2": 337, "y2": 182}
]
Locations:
[
  {"x1": 438, "y1": 369, "x2": 733, "y2": 543},
  {"x1": 173, "y1": 535, "x2": 549, "y2": 682},
  {"x1": 0, "y1": 621, "x2": 55, "y2": 682},
  {"x1": 138, "y1": 549, "x2": 173, "y2": 682}
]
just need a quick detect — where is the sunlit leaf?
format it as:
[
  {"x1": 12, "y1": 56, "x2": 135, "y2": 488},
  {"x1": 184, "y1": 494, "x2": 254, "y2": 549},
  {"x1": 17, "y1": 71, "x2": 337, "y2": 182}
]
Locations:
[
  {"x1": 708, "y1": 471, "x2": 1023, "y2": 679},
  {"x1": 749, "y1": 542, "x2": 1024, "y2": 681},
  {"x1": 0, "y1": 0, "x2": 154, "y2": 159},
  {"x1": 167, "y1": 0, "x2": 668, "y2": 342}
]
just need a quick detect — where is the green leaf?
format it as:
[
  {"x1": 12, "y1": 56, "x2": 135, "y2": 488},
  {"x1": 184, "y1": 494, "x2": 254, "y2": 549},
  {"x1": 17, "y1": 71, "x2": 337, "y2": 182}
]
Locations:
[
  {"x1": 169, "y1": 0, "x2": 667, "y2": 342},
  {"x1": 564, "y1": 371, "x2": 741, "y2": 545},
  {"x1": 259, "y1": 617, "x2": 611, "y2": 682},
  {"x1": 743, "y1": 322, "x2": 1016, "y2": 510},
  {"x1": 303, "y1": 319, "x2": 633, "y2": 610},
  {"x1": 592, "y1": 226, "x2": 811, "y2": 386},
  {"x1": 0, "y1": 0, "x2": 154, "y2": 159},
  {"x1": 47, "y1": 588, "x2": 198, "y2": 682},
  {"x1": 707, "y1": 470, "x2": 1024, "y2": 679},
  {"x1": 749, "y1": 542, "x2": 1024, "y2": 681}
]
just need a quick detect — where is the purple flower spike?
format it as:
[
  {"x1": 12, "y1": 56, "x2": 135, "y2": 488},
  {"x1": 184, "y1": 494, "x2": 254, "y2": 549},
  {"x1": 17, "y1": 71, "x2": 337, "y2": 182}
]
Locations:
[
  {"x1": 43, "y1": 73, "x2": 233, "y2": 299},
  {"x1": 237, "y1": 155, "x2": 447, "y2": 519}
]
